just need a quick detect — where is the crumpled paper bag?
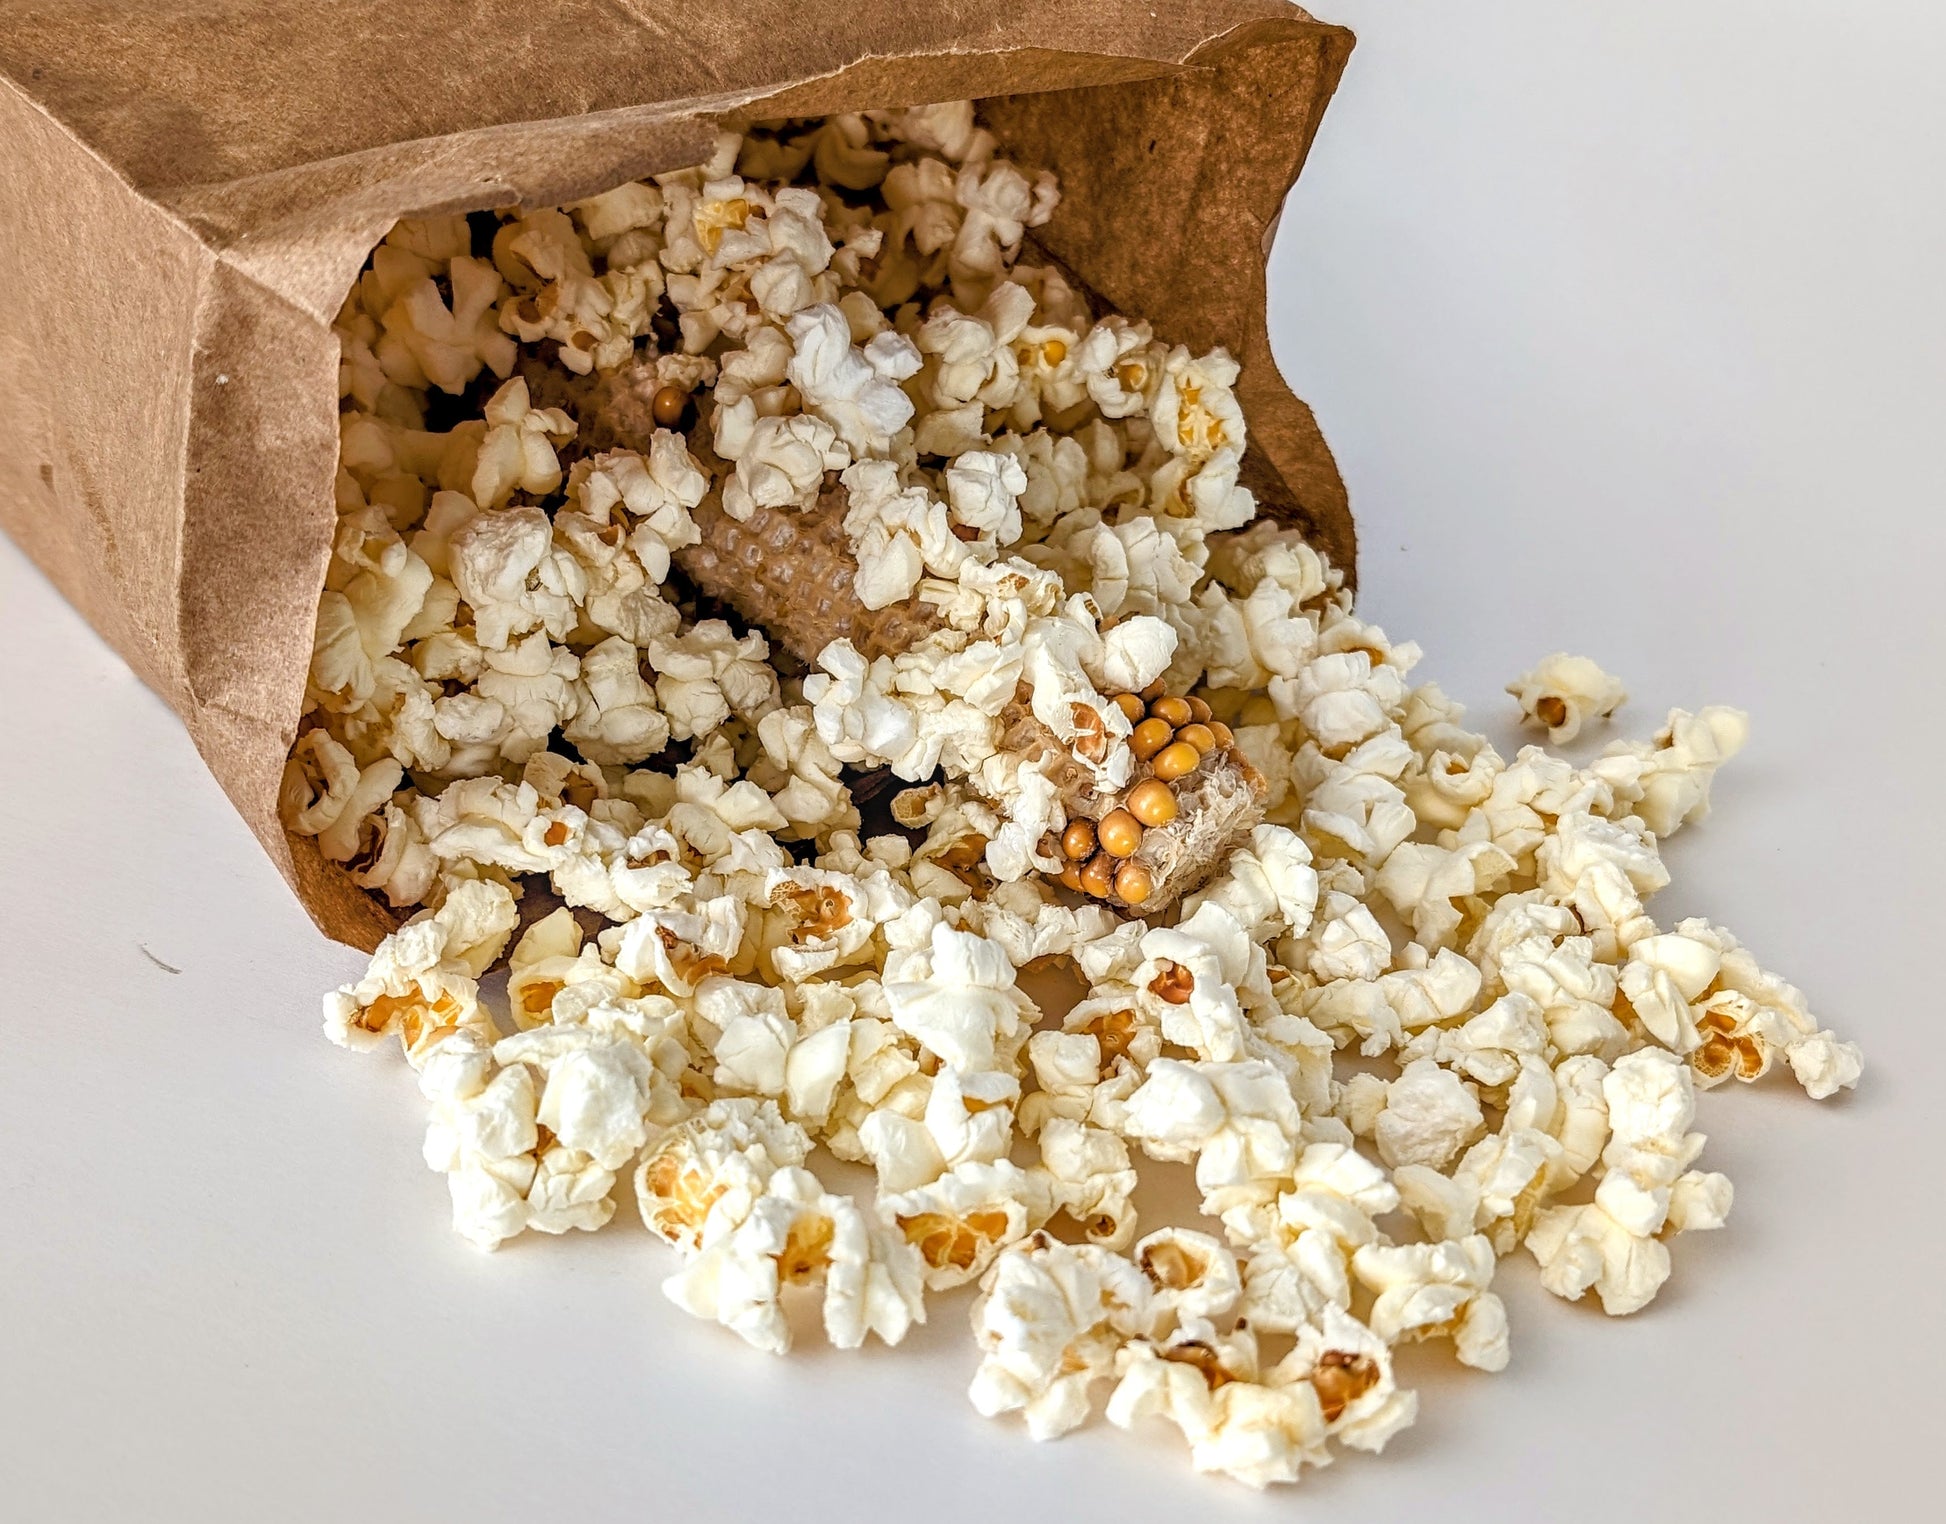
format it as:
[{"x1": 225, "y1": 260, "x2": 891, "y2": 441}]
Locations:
[{"x1": 0, "y1": 0, "x2": 1354, "y2": 949}]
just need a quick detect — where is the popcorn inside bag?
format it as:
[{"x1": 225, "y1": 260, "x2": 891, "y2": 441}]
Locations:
[{"x1": 289, "y1": 103, "x2": 1862, "y2": 1489}]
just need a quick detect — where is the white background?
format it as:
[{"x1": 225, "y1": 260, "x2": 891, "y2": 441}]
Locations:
[{"x1": 3, "y1": 2, "x2": 1943, "y2": 1517}]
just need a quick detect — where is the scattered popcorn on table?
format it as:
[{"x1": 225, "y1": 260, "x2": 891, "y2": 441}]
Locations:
[{"x1": 297, "y1": 103, "x2": 1861, "y2": 1488}]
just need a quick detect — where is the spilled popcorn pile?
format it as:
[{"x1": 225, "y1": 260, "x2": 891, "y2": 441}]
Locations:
[{"x1": 287, "y1": 103, "x2": 1862, "y2": 1488}]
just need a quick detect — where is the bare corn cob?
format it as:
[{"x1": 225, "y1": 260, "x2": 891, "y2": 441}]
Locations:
[
  {"x1": 533, "y1": 356, "x2": 1265, "y2": 913},
  {"x1": 679, "y1": 485, "x2": 947, "y2": 668}
]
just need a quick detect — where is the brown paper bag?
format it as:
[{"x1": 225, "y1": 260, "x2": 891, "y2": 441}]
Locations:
[{"x1": 0, "y1": 1, "x2": 1355, "y2": 952}]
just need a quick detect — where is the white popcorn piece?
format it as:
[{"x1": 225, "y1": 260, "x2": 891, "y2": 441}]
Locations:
[
  {"x1": 628, "y1": 1096, "x2": 799, "y2": 1241},
  {"x1": 1151, "y1": 346, "x2": 1246, "y2": 461},
  {"x1": 1183, "y1": 824, "x2": 1319, "y2": 944},
  {"x1": 1506, "y1": 653, "x2": 1627, "y2": 744},
  {"x1": 880, "y1": 1158, "x2": 1049, "y2": 1289},
  {"x1": 606, "y1": 894, "x2": 748, "y2": 998},
  {"x1": 1133, "y1": 1228, "x2": 1243, "y2": 1328},
  {"x1": 1609, "y1": 706, "x2": 1750, "y2": 837},
  {"x1": 1282, "y1": 1305, "x2": 1418, "y2": 1454},
  {"x1": 1038, "y1": 1119, "x2": 1140, "y2": 1250},
  {"x1": 322, "y1": 879, "x2": 517, "y2": 1057},
  {"x1": 714, "y1": 398, "x2": 849, "y2": 521},
  {"x1": 663, "y1": 1165, "x2": 926, "y2": 1354},
  {"x1": 1105, "y1": 1324, "x2": 1331, "y2": 1490},
  {"x1": 1352, "y1": 1236, "x2": 1509, "y2": 1372},
  {"x1": 968, "y1": 1233, "x2": 1153, "y2": 1441},
  {"x1": 469, "y1": 375, "x2": 576, "y2": 508},
  {"x1": 856, "y1": 1062, "x2": 1017, "y2": 1194},
  {"x1": 1373, "y1": 1058, "x2": 1487, "y2": 1172},
  {"x1": 1135, "y1": 901, "x2": 1268, "y2": 1063},
  {"x1": 882, "y1": 920, "x2": 1032, "y2": 1073},
  {"x1": 1526, "y1": 1050, "x2": 1730, "y2": 1315},
  {"x1": 1392, "y1": 1126, "x2": 1559, "y2": 1255},
  {"x1": 493, "y1": 1024, "x2": 660, "y2": 1173},
  {"x1": 416, "y1": 1027, "x2": 541, "y2": 1251},
  {"x1": 786, "y1": 302, "x2": 921, "y2": 456},
  {"x1": 1122, "y1": 1059, "x2": 1303, "y2": 1214},
  {"x1": 1225, "y1": 1140, "x2": 1399, "y2": 1337}
]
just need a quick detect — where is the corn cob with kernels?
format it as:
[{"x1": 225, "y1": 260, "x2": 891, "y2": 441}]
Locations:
[{"x1": 526, "y1": 357, "x2": 1265, "y2": 913}]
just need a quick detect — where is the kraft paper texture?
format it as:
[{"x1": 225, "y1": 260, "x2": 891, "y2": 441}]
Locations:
[{"x1": 0, "y1": 1, "x2": 1354, "y2": 949}]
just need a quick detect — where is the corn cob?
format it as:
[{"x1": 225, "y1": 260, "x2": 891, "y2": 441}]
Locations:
[{"x1": 527, "y1": 356, "x2": 1265, "y2": 913}]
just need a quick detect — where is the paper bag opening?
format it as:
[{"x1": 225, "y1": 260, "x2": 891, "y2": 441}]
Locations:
[{"x1": 0, "y1": 4, "x2": 1354, "y2": 951}]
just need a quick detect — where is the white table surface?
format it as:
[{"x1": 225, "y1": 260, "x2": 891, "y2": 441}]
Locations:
[{"x1": 4, "y1": 3, "x2": 1942, "y2": 1518}]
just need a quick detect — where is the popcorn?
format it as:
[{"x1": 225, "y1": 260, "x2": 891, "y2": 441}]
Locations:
[
  {"x1": 714, "y1": 400, "x2": 848, "y2": 520},
  {"x1": 380, "y1": 254, "x2": 517, "y2": 394},
  {"x1": 416, "y1": 1028, "x2": 540, "y2": 1251},
  {"x1": 1285, "y1": 1305, "x2": 1418, "y2": 1453},
  {"x1": 1525, "y1": 1051, "x2": 1731, "y2": 1315},
  {"x1": 1352, "y1": 1235, "x2": 1510, "y2": 1371},
  {"x1": 856, "y1": 1063, "x2": 1018, "y2": 1193},
  {"x1": 786, "y1": 302, "x2": 920, "y2": 456},
  {"x1": 469, "y1": 376, "x2": 575, "y2": 508},
  {"x1": 298, "y1": 105, "x2": 1860, "y2": 1493},
  {"x1": 1507, "y1": 653, "x2": 1627, "y2": 744},
  {"x1": 1106, "y1": 1326, "x2": 1330, "y2": 1489},
  {"x1": 663, "y1": 1165, "x2": 926, "y2": 1354},
  {"x1": 1122, "y1": 1059, "x2": 1303, "y2": 1213},
  {"x1": 447, "y1": 506, "x2": 568, "y2": 651},
  {"x1": 1611, "y1": 706, "x2": 1750, "y2": 837},
  {"x1": 968, "y1": 1234, "x2": 1153, "y2": 1440},
  {"x1": 1182, "y1": 824, "x2": 1319, "y2": 942},
  {"x1": 880, "y1": 1159, "x2": 1048, "y2": 1289},
  {"x1": 1038, "y1": 1118, "x2": 1140, "y2": 1249},
  {"x1": 1226, "y1": 1141, "x2": 1398, "y2": 1332},
  {"x1": 633, "y1": 1099, "x2": 811, "y2": 1253},
  {"x1": 493, "y1": 1024, "x2": 661, "y2": 1171},
  {"x1": 1372, "y1": 1058, "x2": 1487, "y2": 1172},
  {"x1": 881, "y1": 920, "x2": 1032, "y2": 1073},
  {"x1": 322, "y1": 879, "x2": 517, "y2": 1057}
]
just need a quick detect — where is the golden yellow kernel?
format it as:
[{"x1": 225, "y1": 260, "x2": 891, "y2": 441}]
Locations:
[
  {"x1": 518, "y1": 980, "x2": 564, "y2": 1019},
  {"x1": 775, "y1": 883, "x2": 853, "y2": 940},
  {"x1": 1126, "y1": 778, "x2": 1179, "y2": 827},
  {"x1": 777, "y1": 1214, "x2": 835, "y2": 1283},
  {"x1": 651, "y1": 385, "x2": 688, "y2": 429},
  {"x1": 1176, "y1": 722, "x2": 1217, "y2": 756},
  {"x1": 1082, "y1": 1008, "x2": 1140, "y2": 1064},
  {"x1": 1149, "y1": 695, "x2": 1193, "y2": 728},
  {"x1": 1070, "y1": 703, "x2": 1109, "y2": 764},
  {"x1": 1041, "y1": 338, "x2": 1068, "y2": 365},
  {"x1": 1114, "y1": 861, "x2": 1154, "y2": 905},
  {"x1": 1186, "y1": 695, "x2": 1213, "y2": 724},
  {"x1": 1097, "y1": 809, "x2": 1144, "y2": 858},
  {"x1": 1058, "y1": 861, "x2": 1086, "y2": 893},
  {"x1": 1139, "y1": 678, "x2": 1167, "y2": 703},
  {"x1": 1208, "y1": 720, "x2": 1235, "y2": 748},
  {"x1": 1113, "y1": 692, "x2": 1147, "y2": 725},
  {"x1": 1129, "y1": 717, "x2": 1174, "y2": 762},
  {"x1": 1151, "y1": 740, "x2": 1201, "y2": 782},
  {"x1": 1310, "y1": 1352, "x2": 1381, "y2": 1423},
  {"x1": 1062, "y1": 819, "x2": 1099, "y2": 861},
  {"x1": 1079, "y1": 853, "x2": 1117, "y2": 898},
  {"x1": 1149, "y1": 961, "x2": 1195, "y2": 1004}
]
